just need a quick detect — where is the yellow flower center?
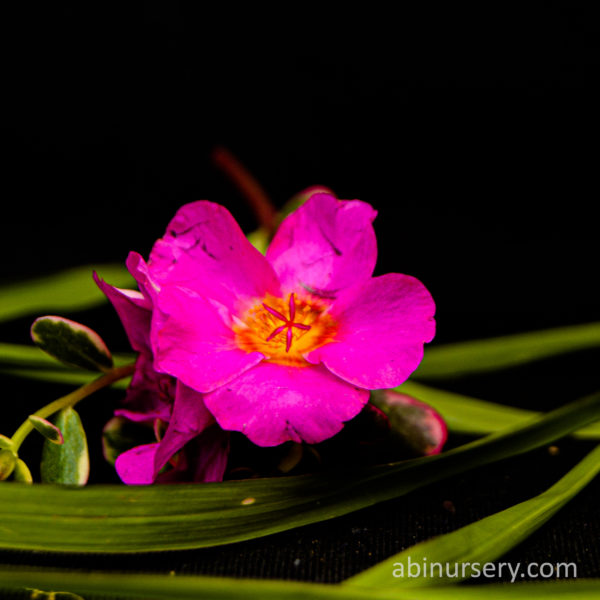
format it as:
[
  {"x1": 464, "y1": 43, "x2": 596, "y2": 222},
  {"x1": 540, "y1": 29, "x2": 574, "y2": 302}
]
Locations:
[{"x1": 234, "y1": 292, "x2": 337, "y2": 366}]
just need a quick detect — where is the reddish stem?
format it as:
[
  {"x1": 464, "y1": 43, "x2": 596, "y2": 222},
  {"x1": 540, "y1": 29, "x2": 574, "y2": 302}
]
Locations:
[{"x1": 212, "y1": 146, "x2": 277, "y2": 233}]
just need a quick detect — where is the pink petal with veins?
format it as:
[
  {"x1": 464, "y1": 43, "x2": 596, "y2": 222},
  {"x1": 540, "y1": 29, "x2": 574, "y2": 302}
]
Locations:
[
  {"x1": 266, "y1": 193, "x2": 377, "y2": 298},
  {"x1": 306, "y1": 273, "x2": 435, "y2": 389},
  {"x1": 148, "y1": 201, "x2": 280, "y2": 312},
  {"x1": 204, "y1": 362, "x2": 369, "y2": 446}
]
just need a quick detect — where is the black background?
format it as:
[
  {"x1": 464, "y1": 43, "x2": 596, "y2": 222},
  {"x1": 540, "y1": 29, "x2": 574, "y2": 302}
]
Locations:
[{"x1": 1, "y1": 2, "x2": 600, "y2": 586}]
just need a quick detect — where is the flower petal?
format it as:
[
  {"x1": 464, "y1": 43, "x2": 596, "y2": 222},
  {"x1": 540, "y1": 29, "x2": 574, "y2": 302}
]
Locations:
[
  {"x1": 118, "y1": 353, "x2": 173, "y2": 420},
  {"x1": 148, "y1": 201, "x2": 280, "y2": 311},
  {"x1": 94, "y1": 272, "x2": 151, "y2": 353},
  {"x1": 115, "y1": 443, "x2": 159, "y2": 485},
  {"x1": 266, "y1": 193, "x2": 377, "y2": 297},
  {"x1": 306, "y1": 273, "x2": 436, "y2": 389},
  {"x1": 203, "y1": 362, "x2": 369, "y2": 446},
  {"x1": 190, "y1": 426, "x2": 230, "y2": 482},
  {"x1": 152, "y1": 285, "x2": 264, "y2": 393},
  {"x1": 126, "y1": 251, "x2": 158, "y2": 304},
  {"x1": 153, "y1": 381, "x2": 215, "y2": 478}
]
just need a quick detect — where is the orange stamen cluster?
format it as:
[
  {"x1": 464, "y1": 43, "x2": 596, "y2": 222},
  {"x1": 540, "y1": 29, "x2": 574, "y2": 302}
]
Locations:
[{"x1": 235, "y1": 293, "x2": 337, "y2": 366}]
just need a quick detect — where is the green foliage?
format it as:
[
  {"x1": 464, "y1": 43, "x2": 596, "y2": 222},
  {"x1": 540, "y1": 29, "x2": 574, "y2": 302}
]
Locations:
[
  {"x1": 346, "y1": 444, "x2": 600, "y2": 587},
  {"x1": 0, "y1": 568, "x2": 599, "y2": 600},
  {"x1": 28, "y1": 415, "x2": 64, "y2": 445},
  {"x1": 31, "y1": 316, "x2": 113, "y2": 372},
  {"x1": 0, "y1": 391, "x2": 599, "y2": 553},
  {"x1": 40, "y1": 408, "x2": 89, "y2": 485},
  {"x1": 0, "y1": 263, "x2": 133, "y2": 323},
  {"x1": 414, "y1": 322, "x2": 600, "y2": 380}
]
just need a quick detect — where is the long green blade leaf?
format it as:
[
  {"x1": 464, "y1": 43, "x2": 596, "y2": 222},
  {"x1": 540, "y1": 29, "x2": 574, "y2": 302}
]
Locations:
[
  {"x1": 0, "y1": 343, "x2": 134, "y2": 387},
  {"x1": 0, "y1": 343, "x2": 134, "y2": 370},
  {"x1": 0, "y1": 568, "x2": 598, "y2": 600},
  {"x1": 399, "y1": 381, "x2": 600, "y2": 439},
  {"x1": 414, "y1": 322, "x2": 600, "y2": 379},
  {"x1": 0, "y1": 264, "x2": 133, "y2": 323},
  {"x1": 2, "y1": 347, "x2": 599, "y2": 440},
  {"x1": 0, "y1": 391, "x2": 599, "y2": 553},
  {"x1": 347, "y1": 444, "x2": 600, "y2": 588}
]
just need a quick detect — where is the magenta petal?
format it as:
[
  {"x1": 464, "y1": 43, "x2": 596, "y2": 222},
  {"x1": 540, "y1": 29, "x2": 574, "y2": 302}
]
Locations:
[
  {"x1": 126, "y1": 251, "x2": 158, "y2": 304},
  {"x1": 148, "y1": 201, "x2": 280, "y2": 311},
  {"x1": 204, "y1": 363, "x2": 369, "y2": 446},
  {"x1": 153, "y1": 381, "x2": 215, "y2": 478},
  {"x1": 119, "y1": 354, "x2": 173, "y2": 420},
  {"x1": 115, "y1": 443, "x2": 159, "y2": 485},
  {"x1": 306, "y1": 273, "x2": 436, "y2": 389},
  {"x1": 190, "y1": 426, "x2": 230, "y2": 482},
  {"x1": 266, "y1": 193, "x2": 377, "y2": 297},
  {"x1": 94, "y1": 272, "x2": 151, "y2": 353},
  {"x1": 152, "y1": 285, "x2": 264, "y2": 393}
]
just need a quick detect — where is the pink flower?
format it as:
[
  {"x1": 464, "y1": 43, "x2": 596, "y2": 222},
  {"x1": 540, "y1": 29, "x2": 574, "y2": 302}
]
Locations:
[
  {"x1": 95, "y1": 263, "x2": 229, "y2": 484},
  {"x1": 122, "y1": 192, "x2": 436, "y2": 448}
]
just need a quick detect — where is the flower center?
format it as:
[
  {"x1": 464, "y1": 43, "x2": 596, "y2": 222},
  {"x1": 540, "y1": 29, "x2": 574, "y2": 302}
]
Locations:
[{"x1": 234, "y1": 292, "x2": 337, "y2": 366}]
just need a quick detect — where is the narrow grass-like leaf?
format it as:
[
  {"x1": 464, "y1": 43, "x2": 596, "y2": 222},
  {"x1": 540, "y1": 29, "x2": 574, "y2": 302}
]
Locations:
[
  {"x1": 31, "y1": 316, "x2": 113, "y2": 371},
  {"x1": 346, "y1": 444, "x2": 600, "y2": 588},
  {"x1": 0, "y1": 366, "x2": 130, "y2": 388},
  {"x1": 40, "y1": 408, "x2": 89, "y2": 485},
  {"x1": 399, "y1": 381, "x2": 600, "y2": 439},
  {"x1": 0, "y1": 343, "x2": 133, "y2": 388},
  {"x1": 0, "y1": 343, "x2": 134, "y2": 370},
  {"x1": 0, "y1": 391, "x2": 599, "y2": 553},
  {"x1": 2, "y1": 348, "x2": 599, "y2": 441},
  {"x1": 28, "y1": 415, "x2": 64, "y2": 444},
  {"x1": 414, "y1": 321, "x2": 600, "y2": 380},
  {"x1": 0, "y1": 263, "x2": 133, "y2": 323},
  {"x1": 0, "y1": 568, "x2": 598, "y2": 600}
]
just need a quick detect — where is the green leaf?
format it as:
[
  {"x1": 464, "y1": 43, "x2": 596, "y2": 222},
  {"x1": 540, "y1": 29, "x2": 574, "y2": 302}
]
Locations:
[
  {"x1": 0, "y1": 390, "x2": 599, "y2": 553},
  {"x1": 0, "y1": 342, "x2": 134, "y2": 370},
  {"x1": 0, "y1": 567, "x2": 599, "y2": 600},
  {"x1": 0, "y1": 366, "x2": 131, "y2": 388},
  {"x1": 31, "y1": 316, "x2": 113, "y2": 372},
  {"x1": 102, "y1": 416, "x2": 156, "y2": 466},
  {"x1": 28, "y1": 415, "x2": 64, "y2": 444},
  {"x1": 246, "y1": 227, "x2": 270, "y2": 254},
  {"x1": 0, "y1": 434, "x2": 14, "y2": 450},
  {"x1": 40, "y1": 408, "x2": 89, "y2": 485},
  {"x1": 414, "y1": 321, "x2": 600, "y2": 380},
  {"x1": 399, "y1": 381, "x2": 600, "y2": 439},
  {"x1": 346, "y1": 443, "x2": 600, "y2": 588},
  {"x1": 371, "y1": 389, "x2": 447, "y2": 456},
  {"x1": 0, "y1": 449, "x2": 17, "y2": 481},
  {"x1": 0, "y1": 263, "x2": 133, "y2": 323},
  {"x1": 27, "y1": 590, "x2": 85, "y2": 600},
  {"x1": 12, "y1": 458, "x2": 33, "y2": 484},
  {"x1": 0, "y1": 343, "x2": 133, "y2": 388}
]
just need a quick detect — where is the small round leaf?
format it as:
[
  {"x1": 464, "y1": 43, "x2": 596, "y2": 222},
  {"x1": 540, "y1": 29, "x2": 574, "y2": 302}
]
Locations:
[
  {"x1": 0, "y1": 449, "x2": 17, "y2": 481},
  {"x1": 40, "y1": 407, "x2": 89, "y2": 485},
  {"x1": 13, "y1": 458, "x2": 33, "y2": 484},
  {"x1": 28, "y1": 415, "x2": 64, "y2": 445},
  {"x1": 31, "y1": 316, "x2": 113, "y2": 372},
  {"x1": 371, "y1": 389, "x2": 448, "y2": 456}
]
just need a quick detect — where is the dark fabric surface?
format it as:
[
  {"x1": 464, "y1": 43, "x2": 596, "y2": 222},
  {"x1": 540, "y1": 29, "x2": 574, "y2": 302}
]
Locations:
[{"x1": 1, "y1": 1, "x2": 599, "y2": 589}]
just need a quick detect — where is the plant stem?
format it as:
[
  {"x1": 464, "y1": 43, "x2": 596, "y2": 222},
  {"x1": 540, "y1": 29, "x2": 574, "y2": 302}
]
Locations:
[
  {"x1": 11, "y1": 363, "x2": 135, "y2": 451},
  {"x1": 212, "y1": 146, "x2": 277, "y2": 234}
]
